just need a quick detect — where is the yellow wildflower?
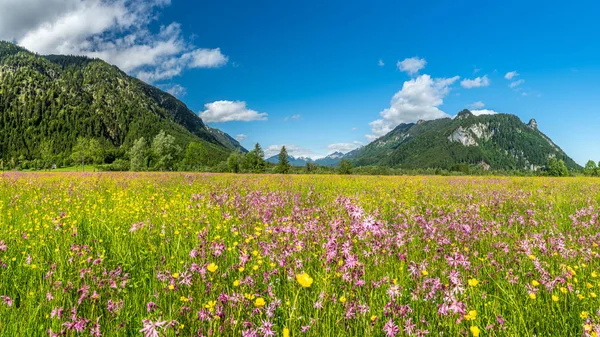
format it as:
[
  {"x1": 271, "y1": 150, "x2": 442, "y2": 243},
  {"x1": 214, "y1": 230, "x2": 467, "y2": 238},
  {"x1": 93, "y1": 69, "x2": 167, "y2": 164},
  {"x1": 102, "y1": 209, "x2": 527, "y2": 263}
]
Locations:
[
  {"x1": 296, "y1": 273, "x2": 314, "y2": 288},
  {"x1": 468, "y1": 278, "x2": 479, "y2": 287},
  {"x1": 254, "y1": 297, "x2": 266, "y2": 307},
  {"x1": 470, "y1": 325, "x2": 481, "y2": 337},
  {"x1": 552, "y1": 295, "x2": 559, "y2": 302},
  {"x1": 464, "y1": 310, "x2": 477, "y2": 321},
  {"x1": 207, "y1": 263, "x2": 218, "y2": 273}
]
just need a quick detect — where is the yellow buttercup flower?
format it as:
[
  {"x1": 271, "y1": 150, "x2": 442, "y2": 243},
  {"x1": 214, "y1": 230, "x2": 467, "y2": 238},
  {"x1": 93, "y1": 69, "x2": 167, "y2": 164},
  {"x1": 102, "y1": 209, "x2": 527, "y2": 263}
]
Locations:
[
  {"x1": 470, "y1": 325, "x2": 480, "y2": 337},
  {"x1": 552, "y1": 295, "x2": 559, "y2": 302},
  {"x1": 529, "y1": 293, "x2": 536, "y2": 300},
  {"x1": 233, "y1": 280, "x2": 240, "y2": 287},
  {"x1": 254, "y1": 297, "x2": 266, "y2": 307},
  {"x1": 207, "y1": 263, "x2": 218, "y2": 273},
  {"x1": 421, "y1": 270, "x2": 428, "y2": 276},
  {"x1": 339, "y1": 296, "x2": 347, "y2": 303},
  {"x1": 296, "y1": 273, "x2": 314, "y2": 288},
  {"x1": 283, "y1": 328, "x2": 290, "y2": 337},
  {"x1": 464, "y1": 310, "x2": 477, "y2": 321},
  {"x1": 204, "y1": 300, "x2": 216, "y2": 312},
  {"x1": 172, "y1": 272, "x2": 179, "y2": 279},
  {"x1": 468, "y1": 278, "x2": 479, "y2": 287},
  {"x1": 370, "y1": 315, "x2": 377, "y2": 321},
  {"x1": 531, "y1": 280, "x2": 540, "y2": 287},
  {"x1": 581, "y1": 311, "x2": 589, "y2": 319}
]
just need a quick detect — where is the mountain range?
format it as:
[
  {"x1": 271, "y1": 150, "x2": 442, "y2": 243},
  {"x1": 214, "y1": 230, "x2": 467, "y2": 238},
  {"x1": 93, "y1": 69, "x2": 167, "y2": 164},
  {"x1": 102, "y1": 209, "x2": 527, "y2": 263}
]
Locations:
[
  {"x1": 266, "y1": 152, "x2": 345, "y2": 167},
  {"x1": 0, "y1": 41, "x2": 244, "y2": 165},
  {"x1": 0, "y1": 42, "x2": 580, "y2": 172}
]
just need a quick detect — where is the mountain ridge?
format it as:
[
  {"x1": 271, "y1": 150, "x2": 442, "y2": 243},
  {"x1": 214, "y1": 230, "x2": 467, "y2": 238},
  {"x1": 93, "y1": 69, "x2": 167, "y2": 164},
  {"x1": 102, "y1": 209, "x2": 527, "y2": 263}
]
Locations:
[
  {"x1": 347, "y1": 110, "x2": 579, "y2": 171},
  {"x1": 0, "y1": 41, "x2": 245, "y2": 165}
]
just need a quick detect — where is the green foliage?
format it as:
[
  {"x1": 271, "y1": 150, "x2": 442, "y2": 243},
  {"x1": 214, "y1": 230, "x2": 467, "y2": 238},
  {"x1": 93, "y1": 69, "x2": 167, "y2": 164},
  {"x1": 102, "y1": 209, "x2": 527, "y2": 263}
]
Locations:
[
  {"x1": 70, "y1": 137, "x2": 103, "y2": 171},
  {"x1": 151, "y1": 131, "x2": 181, "y2": 171},
  {"x1": 227, "y1": 151, "x2": 244, "y2": 173},
  {"x1": 182, "y1": 142, "x2": 209, "y2": 170},
  {"x1": 338, "y1": 159, "x2": 353, "y2": 175},
  {"x1": 276, "y1": 146, "x2": 291, "y2": 174},
  {"x1": 584, "y1": 160, "x2": 598, "y2": 176},
  {"x1": 129, "y1": 137, "x2": 149, "y2": 171},
  {"x1": 546, "y1": 157, "x2": 569, "y2": 177},
  {"x1": 243, "y1": 143, "x2": 266, "y2": 172}
]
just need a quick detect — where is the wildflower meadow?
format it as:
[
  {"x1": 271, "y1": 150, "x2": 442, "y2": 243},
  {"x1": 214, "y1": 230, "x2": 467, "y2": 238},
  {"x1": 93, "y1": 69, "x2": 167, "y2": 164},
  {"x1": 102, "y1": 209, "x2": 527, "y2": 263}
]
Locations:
[{"x1": 0, "y1": 172, "x2": 599, "y2": 336}]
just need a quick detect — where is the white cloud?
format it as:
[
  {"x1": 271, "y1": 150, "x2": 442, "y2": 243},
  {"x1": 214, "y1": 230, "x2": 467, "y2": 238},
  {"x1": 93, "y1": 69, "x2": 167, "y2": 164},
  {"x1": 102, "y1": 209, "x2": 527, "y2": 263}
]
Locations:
[
  {"x1": 378, "y1": 59, "x2": 385, "y2": 67},
  {"x1": 185, "y1": 48, "x2": 228, "y2": 68},
  {"x1": 235, "y1": 134, "x2": 247, "y2": 141},
  {"x1": 284, "y1": 114, "x2": 301, "y2": 121},
  {"x1": 199, "y1": 101, "x2": 267, "y2": 123},
  {"x1": 368, "y1": 74, "x2": 460, "y2": 137},
  {"x1": 509, "y1": 79, "x2": 525, "y2": 88},
  {"x1": 504, "y1": 71, "x2": 519, "y2": 80},
  {"x1": 365, "y1": 134, "x2": 379, "y2": 142},
  {"x1": 351, "y1": 127, "x2": 358, "y2": 131},
  {"x1": 397, "y1": 57, "x2": 426, "y2": 76},
  {"x1": 469, "y1": 101, "x2": 485, "y2": 109},
  {"x1": 327, "y1": 142, "x2": 363, "y2": 154},
  {"x1": 264, "y1": 144, "x2": 315, "y2": 159},
  {"x1": 460, "y1": 75, "x2": 490, "y2": 88},
  {"x1": 0, "y1": 0, "x2": 227, "y2": 83},
  {"x1": 471, "y1": 109, "x2": 499, "y2": 116}
]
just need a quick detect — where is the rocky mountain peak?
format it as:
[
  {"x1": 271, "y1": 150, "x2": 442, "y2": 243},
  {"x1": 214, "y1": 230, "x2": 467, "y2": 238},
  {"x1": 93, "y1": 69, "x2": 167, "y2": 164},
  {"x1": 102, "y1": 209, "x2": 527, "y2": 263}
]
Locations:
[
  {"x1": 527, "y1": 119, "x2": 538, "y2": 130},
  {"x1": 456, "y1": 109, "x2": 474, "y2": 120}
]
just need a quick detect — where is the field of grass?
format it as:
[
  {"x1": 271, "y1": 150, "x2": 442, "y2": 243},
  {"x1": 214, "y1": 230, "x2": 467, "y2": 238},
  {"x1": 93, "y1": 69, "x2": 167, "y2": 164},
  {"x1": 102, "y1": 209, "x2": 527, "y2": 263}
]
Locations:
[{"x1": 0, "y1": 172, "x2": 599, "y2": 336}]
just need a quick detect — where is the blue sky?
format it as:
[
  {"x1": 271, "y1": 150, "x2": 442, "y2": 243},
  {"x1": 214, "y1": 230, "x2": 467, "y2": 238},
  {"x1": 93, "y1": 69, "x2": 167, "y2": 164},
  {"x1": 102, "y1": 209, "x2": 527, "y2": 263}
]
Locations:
[{"x1": 2, "y1": 0, "x2": 600, "y2": 163}]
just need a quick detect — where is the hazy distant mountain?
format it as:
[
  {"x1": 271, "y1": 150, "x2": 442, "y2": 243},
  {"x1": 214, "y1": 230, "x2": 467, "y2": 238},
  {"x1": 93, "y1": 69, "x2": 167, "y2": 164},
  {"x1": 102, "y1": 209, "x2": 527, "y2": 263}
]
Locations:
[
  {"x1": 314, "y1": 152, "x2": 345, "y2": 167},
  {"x1": 265, "y1": 151, "x2": 349, "y2": 167},
  {"x1": 347, "y1": 110, "x2": 579, "y2": 171}
]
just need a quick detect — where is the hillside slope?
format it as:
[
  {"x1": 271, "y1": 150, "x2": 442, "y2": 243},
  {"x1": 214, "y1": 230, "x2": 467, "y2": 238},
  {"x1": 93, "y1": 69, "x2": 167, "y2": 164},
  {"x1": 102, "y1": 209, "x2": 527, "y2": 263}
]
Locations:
[
  {"x1": 349, "y1": 110, "x2": 579, "y2": 171},
  {"x1": 0, "y1": 41, "x2": 245, "y2": 164}
]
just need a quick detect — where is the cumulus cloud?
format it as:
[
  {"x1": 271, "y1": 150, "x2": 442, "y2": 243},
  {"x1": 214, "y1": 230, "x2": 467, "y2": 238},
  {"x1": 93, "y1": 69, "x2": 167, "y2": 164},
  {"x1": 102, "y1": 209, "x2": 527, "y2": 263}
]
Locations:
[
  {"x1": 460, "y1": 75, "x2": 490, "y2": 88},
  {"x1": 397, "y1": 57, "x2": 426, "y2": 75},
  {"x1": 264, "y1": 145, "x2": 314, "y2": 159},
  {"x1": 235, "y1": 134, "x2": 248, "y2": 141},
  {"x1": 327, "y1": 142, "x2": 363, "y2": 154},
  {"x1": 378, "y1": 59, "x2": 385, "y2": 67},
  {"x1": 367, "y1": 74, "x2": 460, "y2": 138},
  {"x1": 509, "y1": 79, "x2": 525, "y2": 88},
  {"x1": 0, "y1": 0, "x2": 228, "y2": 83},
  {"x1": 469, "y1": 101, "x2": 485, "y2": 109},
  {"x1": 471, "y1": 109, "x2": 499, "y2": 116},
  {"x1": 199, "y1": 101, "x2": 267, "y2": 123},
  {"x1": 504, "y1": 71, "x2": 519, "y2": 80}
]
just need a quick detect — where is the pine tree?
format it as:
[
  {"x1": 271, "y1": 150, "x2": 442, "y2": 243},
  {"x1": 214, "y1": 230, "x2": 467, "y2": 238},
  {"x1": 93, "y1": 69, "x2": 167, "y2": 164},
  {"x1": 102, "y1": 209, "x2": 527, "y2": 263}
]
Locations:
[{"x1": 277, "y1": 146, "x2": 290, "y2": 174}]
